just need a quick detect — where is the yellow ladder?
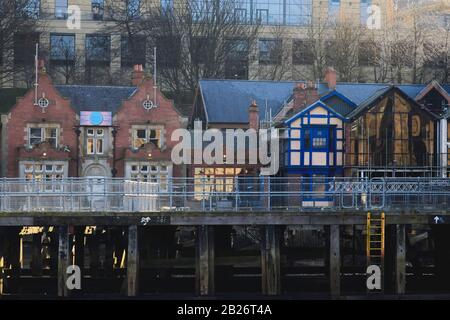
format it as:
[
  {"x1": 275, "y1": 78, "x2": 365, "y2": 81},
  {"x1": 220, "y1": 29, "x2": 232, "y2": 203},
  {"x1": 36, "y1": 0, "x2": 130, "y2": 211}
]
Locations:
[
  {"x1": 0, "y1": 256, "x2": 3, "y2": 296},
  {"x1": 366, "y1": 212, "x2": 385, "y2": 291}
]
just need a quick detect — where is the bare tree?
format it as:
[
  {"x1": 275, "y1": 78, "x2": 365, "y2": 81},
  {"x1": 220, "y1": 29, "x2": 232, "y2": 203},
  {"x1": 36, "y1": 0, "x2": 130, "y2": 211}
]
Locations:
[
  {"x1": 358, "y1": 29, "x2": 392, "y2": 83},
  {"x1": 102, "y1": 0, "x2": 448, "y2": 90},
  {"x1": 46, "y1": 35, "x2": 83, "y2": 84},
  {"x1": 423, "y1": 30, "x2": 450, "y2": 83},
  {"x1": 84, "y1": 34, "x2": 118, "y2": 85},
  {"x1": 255, "y1": 25, "x2": 291, "y2": 81},
  {"x1": 105, "y1": 0, "x2": 259, "y2": 104},
  {"x1": 0, "y1": 0, "x2": 44, "y2": 86},
  {"x1": 305, "y1": 20, "x2": 328, "y2": 82},
  {"x1": 303, "y1": 20, "x2": 361, "y2": 83},
  {"x1": 291, "y1": 37, "x2": 315, "y2": 82},
  {"x1": 384, "y1": 3, "x2": 427, "y2": 84},
  {"x1": 301, "y1": 3, "x2": 447, "y2": 85},
  {"x1": 327, "y1": 21, "x2": 361, "y2": 82},
  {"x1": 406, "y1": 5, "x2": 426, "y2": 83},
  {"x1": 422, "y1": 11, "x2": 450, "y2": 83},
  {"x1": 359, "y1": 16, "x2": 413, "y2": 84}
]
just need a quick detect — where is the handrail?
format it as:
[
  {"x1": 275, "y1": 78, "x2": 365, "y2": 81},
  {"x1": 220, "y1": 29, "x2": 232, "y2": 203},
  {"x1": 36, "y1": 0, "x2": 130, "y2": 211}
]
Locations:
[{"x1": 0, "y1": 177, "x2": 448, "y2": 212}]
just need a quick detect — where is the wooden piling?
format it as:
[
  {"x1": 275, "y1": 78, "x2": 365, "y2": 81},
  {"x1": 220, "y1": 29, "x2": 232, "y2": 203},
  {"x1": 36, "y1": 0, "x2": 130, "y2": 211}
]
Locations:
[
  {"x1": 384, "y1": 225, "x2": 396, "y2": 293},
  {"x1": 324, "y1": 225, "x2": 330, "y2": 279},
  {"x1": 0, "y1": 256, "x2": 3, "y2": 297},
  {"x1": 329, "y1": 224, "x2": 341, "y2": 298},
  {"x1": 0, "y1": 227, "x2": 4, "y2": 296},
  {"x1": 73, "y1": 226, "x2": 85, "y2": 292},
  {"x1": 88, "y1": 228, "x2": 100, "y2": 278},
  {"x1": 395, "y1": 224, "x2": 406, "y2": 295},
  {"x1": 74, "y1": 227, "x2": 85, "y2": 274},
  {"x1": 8, "y1": 227, "x2": 21, "y2": 294},
  {"x1": 49, "y1": 228, "x2": 59, "y2": 277},
  {"x1": 127, "y1": 225, "x2": 139, "y2": 297},
  {"x1": 31, "y1": 232, "x2": 43, "y2": 277},
  {"x1": 104, "y1": 228, "x2": 114, "y2": 278},
  {"x1": 196, "y1": 225, "x2": 215, "y2": 296},
  {"x1": 261, "y1": 225, "x2": 281, "y2": 295},
  {"x1": 58, "y1": 225, "x2": 70, "y2": 297},
  {"x1": 431, "y1": 225, "x2": 450, "y2": 289}
]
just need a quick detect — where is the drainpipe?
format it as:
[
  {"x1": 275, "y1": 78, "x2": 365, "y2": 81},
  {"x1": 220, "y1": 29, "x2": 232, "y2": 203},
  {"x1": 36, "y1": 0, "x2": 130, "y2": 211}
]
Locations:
[
  {"x1": 440, "y1": 118, "x2": 448, "y2": 178},
  {"x1": 111, "y1": 127, "x2": 118, "y2": 177},
  {"x1": 75, "y1": 128, "x2": 81, "y2": 177}
]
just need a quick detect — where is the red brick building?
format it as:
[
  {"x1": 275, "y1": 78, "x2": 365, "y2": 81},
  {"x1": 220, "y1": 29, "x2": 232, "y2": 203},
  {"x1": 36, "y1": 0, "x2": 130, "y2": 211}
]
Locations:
[
  {"x1": 1, "y1": 62, "x2": 78, "y2": 178},
  {"x1": 0, "y1": 63, "x2": 186, "y2": 181},
  {"x1": 114, "y1": 65, "x2": 185, "y2": 190}
]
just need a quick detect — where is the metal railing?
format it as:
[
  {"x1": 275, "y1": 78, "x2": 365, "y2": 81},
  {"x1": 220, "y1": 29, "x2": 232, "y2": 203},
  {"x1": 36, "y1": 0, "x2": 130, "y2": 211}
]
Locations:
[{"x1": 1, "y1": 177, "x2": 450, "y2": 213}]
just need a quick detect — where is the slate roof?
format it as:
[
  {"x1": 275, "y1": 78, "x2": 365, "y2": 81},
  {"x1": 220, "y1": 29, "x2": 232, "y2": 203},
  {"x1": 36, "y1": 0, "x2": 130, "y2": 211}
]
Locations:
[
  {"x1": 198, "y1": 80, "x2": 450, "y2": 124},
  {"x1": 198, "y1": 79, "x2": 300, "y2": 123},
  {"x1": 317, "y1": 83, "x2": 437, "y2": 105},
  {"x1": 444, "y1": 84, "x2": 450, "y2": 94},
  {"x1": 318, "y1": 83, "x2": 389, "y2": 105},
  {"x1": 346, "y1": 85, "x2": 440, "y2": 120},
  {"x1": 346, "y1": 86, "x2": 394, "y2": 119},
  {"x1": 397, "y1": 84, "x2": 428, "y2": 99},
  {"x1": 55, "y1": 85, "x2": 137, "y2": 113},
  {"x1": 321, "y1": 94, "x2": 355, "y2": 117}
]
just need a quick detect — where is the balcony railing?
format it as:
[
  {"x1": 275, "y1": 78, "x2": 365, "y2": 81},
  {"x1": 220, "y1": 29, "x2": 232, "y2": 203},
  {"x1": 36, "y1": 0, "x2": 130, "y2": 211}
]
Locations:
[{"x1": 0, "y1": 177, "x2": 450, "y2": 213}]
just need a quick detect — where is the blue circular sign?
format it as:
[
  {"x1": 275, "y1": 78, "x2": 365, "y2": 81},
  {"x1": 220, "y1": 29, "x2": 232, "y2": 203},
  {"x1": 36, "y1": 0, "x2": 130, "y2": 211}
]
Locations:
[{"x1": 89, "y1": 112, "x2": 104, "y2": 126}]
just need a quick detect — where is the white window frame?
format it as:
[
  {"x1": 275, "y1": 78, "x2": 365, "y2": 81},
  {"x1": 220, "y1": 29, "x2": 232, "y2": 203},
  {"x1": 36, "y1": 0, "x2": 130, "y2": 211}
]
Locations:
[
  {"x1": 132, "y1": 126, "x2": 163, "y2": 149},
  {"x1": 20, "y1": 161, "x2": 67, "y2": 192},
  {"x1": 125, "y1": 161, "x2": 172, "y2": 192},
  {"x1": 28, "y1": 126, "x2": 59, "y2": 148},
  {"x1": 86, "y1": 128, "x2": 105, "y2": 155}
]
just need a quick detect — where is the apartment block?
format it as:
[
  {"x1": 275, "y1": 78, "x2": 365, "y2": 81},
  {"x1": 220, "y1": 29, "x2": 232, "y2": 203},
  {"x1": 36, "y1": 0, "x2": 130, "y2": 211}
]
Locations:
[{"x1": 2, "y1": 0, "x2": 400, "y2": 88}]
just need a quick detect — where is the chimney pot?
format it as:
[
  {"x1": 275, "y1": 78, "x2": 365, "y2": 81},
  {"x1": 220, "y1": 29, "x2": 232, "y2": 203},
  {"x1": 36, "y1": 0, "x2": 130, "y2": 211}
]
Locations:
[
  {"x1": 132, "y1": 64, "x2": 145, "y2": 86},
  {"x1": 292, "y1": 81, "x2": 319, "y2": 113},
  {"x1": 248, "y1": 100, "x2": 259, "y2": 130},
  {"x1": 295, "y1": 83, "x2": 306, "y2": 91},
  {"x1": 324, "y1": 67, "x2": 337, "y2": 90},
  {"x1": 38, "y1": 59, "x2": 46, "y2": 74}
]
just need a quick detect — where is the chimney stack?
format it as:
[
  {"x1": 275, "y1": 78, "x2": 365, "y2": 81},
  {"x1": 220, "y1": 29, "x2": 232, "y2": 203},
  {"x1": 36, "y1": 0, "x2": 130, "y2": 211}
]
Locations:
[
  {"x1": 248, "y1": 100, "x2": 259, "y2": 130},
  {"x1": 132, "y1": 64, "x2": 145, "y2": 86},
  {"x1": 38, "y1": 59, "x2": 47, "y2": 74},
  {"x1": 293, "y1": 81, "x2": 319, "y2": 113},
  {"x1": 324, "y1": 67, "x2": 337, "y2": 90}
]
